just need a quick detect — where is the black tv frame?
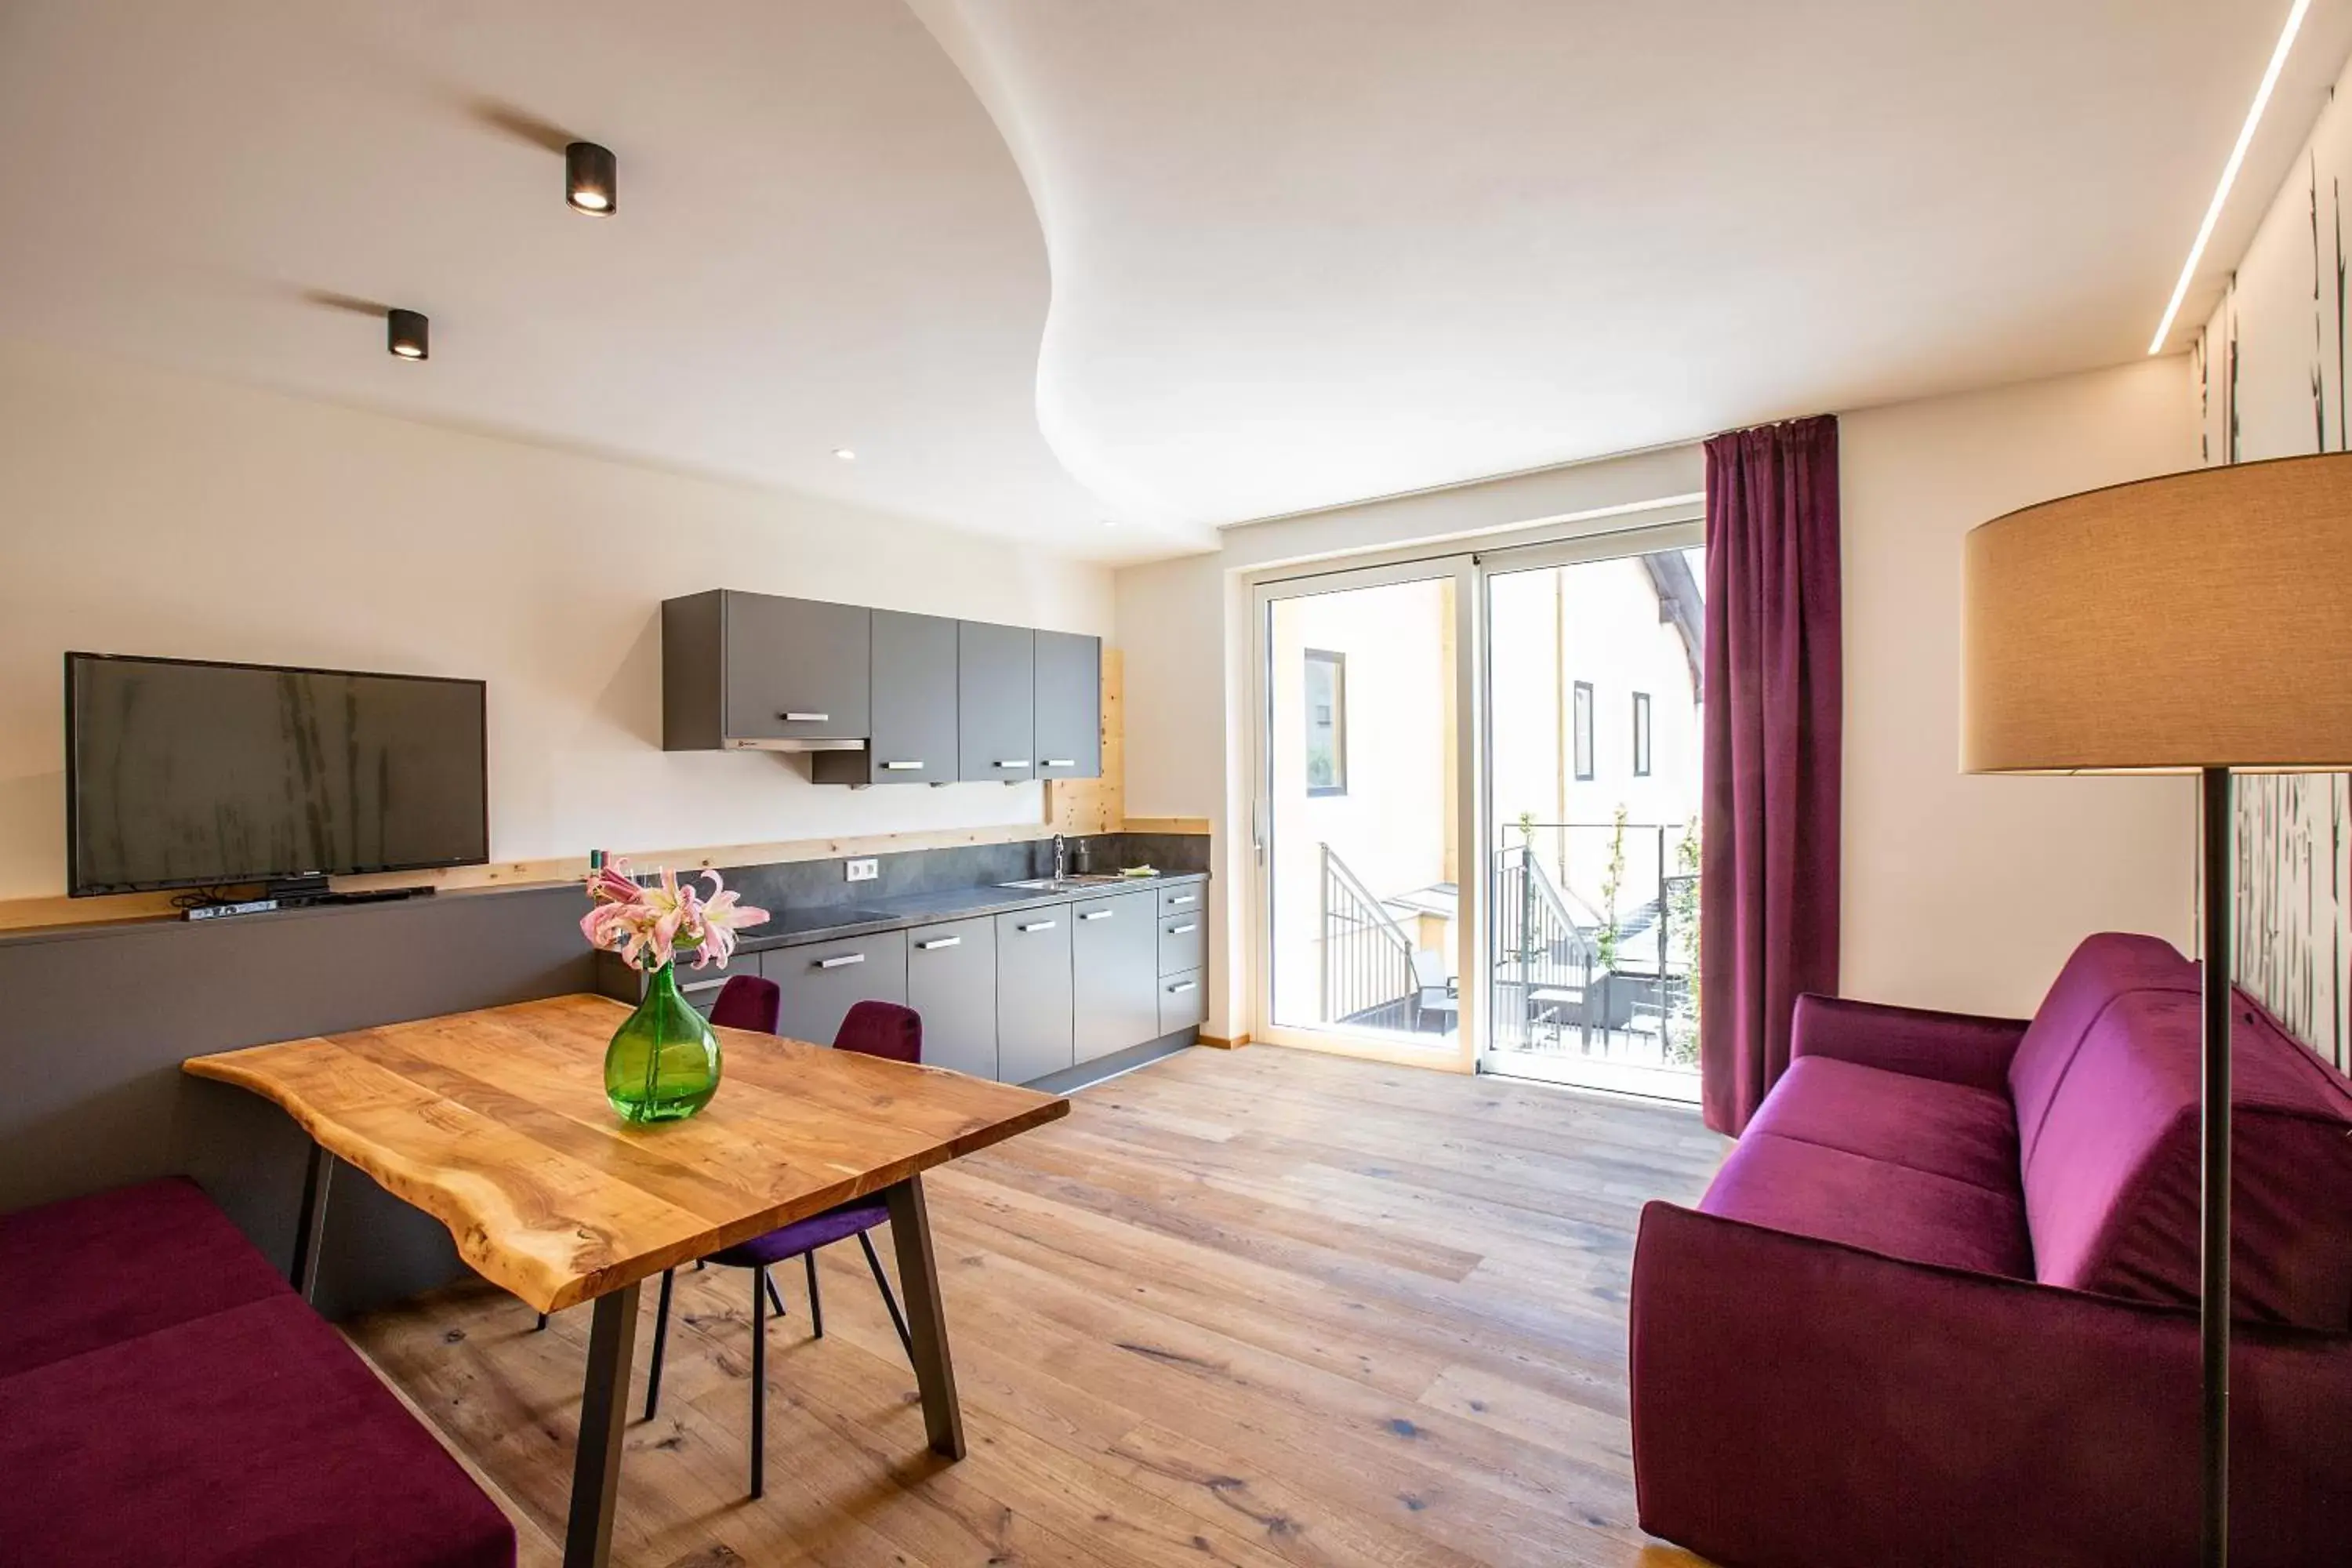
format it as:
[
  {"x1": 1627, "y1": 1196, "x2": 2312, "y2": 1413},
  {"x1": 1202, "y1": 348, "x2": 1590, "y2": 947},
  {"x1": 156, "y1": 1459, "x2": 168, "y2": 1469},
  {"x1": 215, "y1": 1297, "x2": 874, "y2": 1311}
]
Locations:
[{"x1": 64, "y1": 651, "x2": 490, "y2": 901}]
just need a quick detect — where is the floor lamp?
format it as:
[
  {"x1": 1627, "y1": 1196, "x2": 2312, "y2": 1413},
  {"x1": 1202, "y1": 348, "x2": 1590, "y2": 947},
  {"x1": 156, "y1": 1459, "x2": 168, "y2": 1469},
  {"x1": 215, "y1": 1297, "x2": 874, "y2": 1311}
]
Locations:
[{"x1": 1960, "y1": 451, "x2": 2352, "y2": 1567}]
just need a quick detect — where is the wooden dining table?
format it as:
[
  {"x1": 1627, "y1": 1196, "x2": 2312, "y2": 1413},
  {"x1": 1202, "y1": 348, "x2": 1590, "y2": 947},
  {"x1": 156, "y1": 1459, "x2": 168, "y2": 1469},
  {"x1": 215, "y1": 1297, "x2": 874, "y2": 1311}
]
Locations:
[{"x1": 183, "y1": 992, "x2": 1070, "y2": 1568}]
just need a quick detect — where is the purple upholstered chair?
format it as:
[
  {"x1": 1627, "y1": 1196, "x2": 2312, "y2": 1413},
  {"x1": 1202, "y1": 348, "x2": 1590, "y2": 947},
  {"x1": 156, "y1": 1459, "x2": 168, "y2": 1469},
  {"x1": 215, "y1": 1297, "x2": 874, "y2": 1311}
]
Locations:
[
  {"x1": 642, "y1": 998, "x2": 923, "y2": 1498},
  {"x1": 533, "y1": 972, "x2": 783, "y2": 1331}
]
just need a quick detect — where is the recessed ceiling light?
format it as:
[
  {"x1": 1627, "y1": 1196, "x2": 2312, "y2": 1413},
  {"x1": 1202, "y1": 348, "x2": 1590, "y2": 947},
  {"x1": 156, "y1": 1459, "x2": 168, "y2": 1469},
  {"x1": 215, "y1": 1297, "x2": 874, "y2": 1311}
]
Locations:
[
  {"x1": 387, "y1": 308, "x2": 429, "y2": 361},
  {"x1": 2148, "y1": 0, "x2": 2311, "y2": 354},
  {"x1": 566, "y1": 141, "x2": 617, "y2": 216},
  {"x1": 833, "y1": 448, "x2": 857, "y2": 461}
]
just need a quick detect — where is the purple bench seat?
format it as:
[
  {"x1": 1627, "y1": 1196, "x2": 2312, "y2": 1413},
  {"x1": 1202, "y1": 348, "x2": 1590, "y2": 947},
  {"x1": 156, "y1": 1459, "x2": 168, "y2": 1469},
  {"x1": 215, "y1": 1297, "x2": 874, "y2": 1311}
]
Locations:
[
  {"x1": 0, "y1": 1178, "x2": 514, "y2": 1568},
  {"x1": 1631, "y1": 933, "x2": 2352, "y2": 1568}
]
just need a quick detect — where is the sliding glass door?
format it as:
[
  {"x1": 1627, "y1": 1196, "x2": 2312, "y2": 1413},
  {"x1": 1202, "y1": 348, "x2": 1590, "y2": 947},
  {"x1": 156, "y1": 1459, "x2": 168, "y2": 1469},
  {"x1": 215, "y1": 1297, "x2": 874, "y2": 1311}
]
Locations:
[
  {"x1": 1254, "y1": 557, "x2": 1477, "y2": 1066},
  {"x1": 1249, "y1": 520, "x2": 1703, "y2": 1094}
]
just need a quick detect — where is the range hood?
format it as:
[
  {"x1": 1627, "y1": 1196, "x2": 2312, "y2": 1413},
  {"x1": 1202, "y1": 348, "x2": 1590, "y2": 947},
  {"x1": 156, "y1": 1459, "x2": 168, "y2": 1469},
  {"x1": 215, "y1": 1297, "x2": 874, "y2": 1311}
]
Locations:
[{"x1": 725, "y1": 736, "x2": 866, "y2": 753}]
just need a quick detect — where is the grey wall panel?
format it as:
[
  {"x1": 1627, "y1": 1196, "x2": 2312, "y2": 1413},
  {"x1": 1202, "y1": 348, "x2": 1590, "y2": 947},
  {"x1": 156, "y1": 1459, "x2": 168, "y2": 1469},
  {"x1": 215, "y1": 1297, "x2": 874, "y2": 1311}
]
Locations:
[{"x1": 0, "y1": 886, "x2": 592, "y2": 1318}]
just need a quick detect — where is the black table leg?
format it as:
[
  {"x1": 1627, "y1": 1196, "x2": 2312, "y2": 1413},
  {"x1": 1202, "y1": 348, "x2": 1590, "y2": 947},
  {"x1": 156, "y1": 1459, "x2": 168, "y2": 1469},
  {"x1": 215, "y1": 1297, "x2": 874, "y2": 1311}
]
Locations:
[
  {"x1": 883, "y1": 1174, "x2": 964, "y2": 1460},
  {"x1": 563, "y1": 1282, "x2": 641, "y2": 1568},
  {"x1": 289, "y1": 1142, "x2": 334, "y2": 1305}
]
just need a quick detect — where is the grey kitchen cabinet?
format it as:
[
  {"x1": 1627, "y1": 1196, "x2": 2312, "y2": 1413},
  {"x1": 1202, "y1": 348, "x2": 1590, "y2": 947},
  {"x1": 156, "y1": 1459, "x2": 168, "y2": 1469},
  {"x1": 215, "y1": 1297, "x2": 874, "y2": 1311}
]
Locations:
[
  {"x1": 1072, "y1": 888, "x2": 1158, "y2": 1064},
  {"x1": 1158, "y1": 906, "x2": 1206, "y2": 977},
  {"x1": 956, "y1": 621, "x2": 1036, "y2": 783},
  {"x1": 663, "y1": 590, "x2": 872, "y2": 751},
  {"x1": 811, "y1": 608, "x2": 958, "y2": 786},
  {"x1": 1158, "y1": 968, "x2": 1207, "y2": 1036},
  {"x1": 906, "y1": 917, "x2": 997, "y2": 1080},
  {"x1": 1033, "y1": 630, "x2": 1102, "y2": 780},
  {"x1": 994, "y1": 907, "x2": 1073, "y2": 1083},
  {"x1": 762, "y1": 931, "x2": 907, "y2": 1046}
]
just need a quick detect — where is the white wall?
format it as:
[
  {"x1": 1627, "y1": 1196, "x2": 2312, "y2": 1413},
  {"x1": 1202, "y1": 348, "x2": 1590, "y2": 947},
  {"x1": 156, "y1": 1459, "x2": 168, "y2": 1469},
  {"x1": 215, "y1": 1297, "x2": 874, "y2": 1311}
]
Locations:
[
  {"x1": 0, "y1": 339, "x2": 1113, "y2": 902},
  {"x1": 1840, "y1": 356, "x2": 2197, "y2": 1015}
]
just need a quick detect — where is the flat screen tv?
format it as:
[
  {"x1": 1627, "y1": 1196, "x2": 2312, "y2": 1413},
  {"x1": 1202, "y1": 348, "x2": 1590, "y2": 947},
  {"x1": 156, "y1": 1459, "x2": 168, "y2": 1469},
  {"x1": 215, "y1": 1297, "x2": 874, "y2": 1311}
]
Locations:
[{"x1": 65, "y1": 652, "x2": 488, "y2": 898}]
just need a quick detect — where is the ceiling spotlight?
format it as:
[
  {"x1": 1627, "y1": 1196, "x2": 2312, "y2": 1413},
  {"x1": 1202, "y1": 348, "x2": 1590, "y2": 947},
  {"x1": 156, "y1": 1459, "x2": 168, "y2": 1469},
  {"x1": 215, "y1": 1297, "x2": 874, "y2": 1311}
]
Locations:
[
  {"x1": 387, "y1": 308, "x2": 429, "y2": 361},
  {"x1": 832, "y1": 448, "x2": 857, "y2": 461},
  {"x1": 566, "y1": 141, "x2": 616, "y2": 216}
]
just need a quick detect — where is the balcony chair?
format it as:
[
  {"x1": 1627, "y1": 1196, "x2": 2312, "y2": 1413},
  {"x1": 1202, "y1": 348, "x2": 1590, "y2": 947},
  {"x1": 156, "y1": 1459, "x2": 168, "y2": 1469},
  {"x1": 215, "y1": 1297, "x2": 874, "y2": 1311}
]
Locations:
[{"x1": 641, "y1": 998, "x2": 923, "y2": 1499}]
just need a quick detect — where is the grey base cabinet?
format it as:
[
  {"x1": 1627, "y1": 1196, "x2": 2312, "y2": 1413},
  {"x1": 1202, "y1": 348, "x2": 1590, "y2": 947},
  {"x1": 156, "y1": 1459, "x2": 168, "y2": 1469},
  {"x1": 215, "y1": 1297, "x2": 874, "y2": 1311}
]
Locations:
[
  {"x1": 1073, "y1": 889, "x2": 1159, "y2": 1065},
  {"x1": 906, "y1": 918, "x2": 997, "y2": 1080},
  {"x1": 995, "y1": 908, "x2": 1074, "y2": 1083},
  {"x1": 1159, "y1": 969, "x2": 1207, "y2": 1036},
  {"x1": 762, "y1": 931, "x2": 907, "y2": 1047}
]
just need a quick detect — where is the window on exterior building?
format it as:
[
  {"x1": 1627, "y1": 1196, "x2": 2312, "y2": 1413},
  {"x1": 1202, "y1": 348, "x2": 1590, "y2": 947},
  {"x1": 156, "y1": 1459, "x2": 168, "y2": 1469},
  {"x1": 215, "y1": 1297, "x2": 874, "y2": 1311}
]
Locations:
[
  {"x1": 1632, "y1": 691, "x2": 1652, "y2": 777},
  {"x1": 1572, "y1": 680, "x2": 1595, "y2": 781},
  {"x1": 1305, "y1": 648, "x2": 1347, "y2": 796}
]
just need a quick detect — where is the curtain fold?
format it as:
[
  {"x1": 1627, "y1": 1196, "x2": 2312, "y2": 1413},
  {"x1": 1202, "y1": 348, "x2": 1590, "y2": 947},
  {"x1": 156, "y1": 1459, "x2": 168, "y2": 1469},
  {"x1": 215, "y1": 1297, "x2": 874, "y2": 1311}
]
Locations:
[{"x1": 1700, "y1": 415, "x2": 1843, "y2": 1136}]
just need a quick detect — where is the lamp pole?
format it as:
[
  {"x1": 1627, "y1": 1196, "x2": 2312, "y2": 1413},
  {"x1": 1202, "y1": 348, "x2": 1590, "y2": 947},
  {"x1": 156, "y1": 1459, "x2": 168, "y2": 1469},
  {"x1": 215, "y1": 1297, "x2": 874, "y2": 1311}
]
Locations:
[{"x1": 2198, "y1": 765, "x2": 2233, "y2": 1568}]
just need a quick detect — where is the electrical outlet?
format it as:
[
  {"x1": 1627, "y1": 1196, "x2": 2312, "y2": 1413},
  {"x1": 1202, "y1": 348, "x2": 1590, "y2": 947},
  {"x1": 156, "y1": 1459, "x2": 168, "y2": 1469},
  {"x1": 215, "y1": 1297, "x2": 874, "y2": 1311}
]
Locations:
[{"x1": 845, "y1": 857, "x2": 879, "y2": 883}]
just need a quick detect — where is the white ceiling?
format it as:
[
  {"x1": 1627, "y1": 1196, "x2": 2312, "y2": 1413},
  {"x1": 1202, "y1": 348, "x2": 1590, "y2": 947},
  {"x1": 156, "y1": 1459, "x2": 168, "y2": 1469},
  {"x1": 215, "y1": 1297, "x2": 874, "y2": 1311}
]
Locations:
[{"x1": 2, "y1": 2, "x2": 2347, "y2": 563}]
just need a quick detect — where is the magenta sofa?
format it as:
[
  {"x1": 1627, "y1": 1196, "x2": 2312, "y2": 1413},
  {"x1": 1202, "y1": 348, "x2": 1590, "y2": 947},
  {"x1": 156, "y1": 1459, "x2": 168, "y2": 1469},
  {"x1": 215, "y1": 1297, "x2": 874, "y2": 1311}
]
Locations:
[
  {"x1": 0, "y1": 1177, "x2": 515, "y2": 1568},
  {"x1": 1629, "y1": 934, "x2": 2352, "y2": 1568}
]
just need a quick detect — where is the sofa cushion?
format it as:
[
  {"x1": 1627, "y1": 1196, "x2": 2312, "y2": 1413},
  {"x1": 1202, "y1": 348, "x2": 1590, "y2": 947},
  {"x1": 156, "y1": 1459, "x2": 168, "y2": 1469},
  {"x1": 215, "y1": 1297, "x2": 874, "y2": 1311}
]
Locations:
[
  {"x1": 1700, "y1": 1131, "x2": 2033, "y2": 1279},
  {"x1": 0, "y1": 1176, "x2": 289, "y2": 1378},
  {"x1": 0, "y1": 1294, "x2": 516, "y2": 1568},
  {"x1": 2008, "y1": 933, "x2": 2199, "y2": 1173},
  {"x1": 1747, "y1": 1056, "x2": 2020, "y2": 1194},
  {"x1": 2026, "y1": 986, "x2": 2352, "y2": 1331}
]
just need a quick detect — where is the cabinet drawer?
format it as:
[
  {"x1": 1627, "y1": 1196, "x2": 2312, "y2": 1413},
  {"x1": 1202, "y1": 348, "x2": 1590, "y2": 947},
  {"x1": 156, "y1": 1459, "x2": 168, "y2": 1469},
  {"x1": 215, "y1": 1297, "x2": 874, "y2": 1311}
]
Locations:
[
  {"x1": 906, "y1": 918, "x2": 997, "y2": 1080},
  {"x1": 1157, "y1": 967, "x2": 1207, "y2": 1036},
  {"x1": 1157, "y1": 880, "x2": 1204, "y2": 918},
  {"x1": 1157, "y1": 909, "x2": 1206, "y2": 977},
  {"x1": 763, "y1": 931, "x2": 907, "y2": 1046}
]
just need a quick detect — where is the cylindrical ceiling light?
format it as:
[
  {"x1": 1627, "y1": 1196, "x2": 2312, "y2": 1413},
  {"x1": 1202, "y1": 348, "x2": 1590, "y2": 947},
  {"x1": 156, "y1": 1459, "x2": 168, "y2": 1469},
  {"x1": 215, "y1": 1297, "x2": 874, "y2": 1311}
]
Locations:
[
  {"x1": 566, "y1": 141, "x2": 616, "y2": 215},
  {"x1": 387, "y1": 308, "x2": 429, "y2": 361}
]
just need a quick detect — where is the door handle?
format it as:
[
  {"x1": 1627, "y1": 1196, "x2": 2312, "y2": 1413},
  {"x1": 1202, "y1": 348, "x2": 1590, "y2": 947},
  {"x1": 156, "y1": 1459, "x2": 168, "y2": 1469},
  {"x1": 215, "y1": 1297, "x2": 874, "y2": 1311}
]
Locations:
[
  {"x1": 782, "y1": 712, "x2": 830, "y2": 723},
  {"x1": 679, "y1": 976, "x2": 727, "y2": 994},
  {"x1": 995, "y1": 760, "x2": 1032, "y2": 769},
  {"x1": 916, "y1": 935, "x2": 962, "y2": 950},
  {"x1": 1017, "y1": 920, "x2": 1057, "y2": 933},
  {"x1": 1167, "y1": 980, "x2": 1198, "y2": 993},
  {"x1": 1079, "y1": 909, "x2": 1113, "y2": 921},
  {"x1": 1042, "y1": 759, "x2": 1076, "y2": 768},
  {"x1": 816, "y1": 953, "x2": 866, "y2": 969},
  {"x1": 1168, "y1": 893, "x2": 1197, "y2": 906},
  {"x1": 881, "y1": 760, "x2": 924, "y2": 771},
  {"x1": 1167, "y1": 923, "x2": 1197, "y2": 935}
]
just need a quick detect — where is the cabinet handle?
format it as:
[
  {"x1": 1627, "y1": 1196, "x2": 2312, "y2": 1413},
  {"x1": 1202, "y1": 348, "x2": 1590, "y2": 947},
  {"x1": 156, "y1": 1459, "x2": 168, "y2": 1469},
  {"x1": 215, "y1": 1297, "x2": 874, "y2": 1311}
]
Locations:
[
  {"x1": 1042, "y1": 759, "x2": 1077, "y2": 768},
  {"x1": 782, "y1": 712, "x2": 830, "y2": 723},
  {"x1": 1079, "y1": 909, "x2": 1114, "y2": 921},
  {"x1": 1167, "y1": 922, "x2": 1198, "y2": 935},
  {"x1": 995, "y1": 759, "x2": 1032, "y2": 769},
  {"x1": 679, "y1": 976, "x2": 728, "y2": 994},
  {"x1": 816, "y1": 953, "x2": 866, "y2": 969},
  {"x1": 916, "y1": 935, "x2": 962, "y2": 951},
  {"x1": 881, "y1": 760, "x2": 925, "y2": 771},
  {"x1": 1167, "y1": 980, "x2": 1198, "y2": 993},
  {"x1": 1167, "y1": 893, "x2": 1197, "y2": 906},
  {"x1": 1017, "y1": 920, "x2": 1057, "y2": 933}
]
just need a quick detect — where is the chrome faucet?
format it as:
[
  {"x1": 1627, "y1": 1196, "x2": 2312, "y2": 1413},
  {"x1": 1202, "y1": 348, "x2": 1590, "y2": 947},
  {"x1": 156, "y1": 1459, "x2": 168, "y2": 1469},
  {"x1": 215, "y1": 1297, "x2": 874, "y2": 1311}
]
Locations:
[{"x1": 1051, "y1": 833, "x2": 1068, "y2": 880}]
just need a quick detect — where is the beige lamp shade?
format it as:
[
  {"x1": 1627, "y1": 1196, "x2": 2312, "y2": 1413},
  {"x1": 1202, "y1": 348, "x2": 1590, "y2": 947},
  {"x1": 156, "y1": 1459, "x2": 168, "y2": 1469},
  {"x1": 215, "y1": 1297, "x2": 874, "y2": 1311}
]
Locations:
[{"x1": 1962, "y1": 451, "x2": 2352, "y2": 774}]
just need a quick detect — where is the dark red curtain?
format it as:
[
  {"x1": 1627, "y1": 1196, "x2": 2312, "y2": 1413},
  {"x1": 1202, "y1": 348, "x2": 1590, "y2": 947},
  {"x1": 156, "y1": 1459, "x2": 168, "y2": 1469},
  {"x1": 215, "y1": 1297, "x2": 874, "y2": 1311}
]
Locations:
[{"x1": 1700, "y1": 416, "x2": 1843, "y2": 1136}]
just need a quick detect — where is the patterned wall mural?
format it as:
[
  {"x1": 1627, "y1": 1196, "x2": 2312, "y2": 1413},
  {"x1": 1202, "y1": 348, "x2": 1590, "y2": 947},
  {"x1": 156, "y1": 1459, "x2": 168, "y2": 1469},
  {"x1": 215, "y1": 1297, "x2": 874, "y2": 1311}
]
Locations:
[{"x1": 2198, "y1": 65, "x2": 2352, "y2": 1075}]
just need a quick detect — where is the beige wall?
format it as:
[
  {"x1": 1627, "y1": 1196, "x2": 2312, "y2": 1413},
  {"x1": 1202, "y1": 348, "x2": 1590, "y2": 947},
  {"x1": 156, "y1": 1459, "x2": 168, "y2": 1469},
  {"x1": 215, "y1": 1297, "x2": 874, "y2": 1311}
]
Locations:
[
  {"x1": 0, "y1": 339, "x2": 1113, "y2": 902},
  {"x1": 1839, "y1": 356, "x2": 2197, "y2": 1015}
]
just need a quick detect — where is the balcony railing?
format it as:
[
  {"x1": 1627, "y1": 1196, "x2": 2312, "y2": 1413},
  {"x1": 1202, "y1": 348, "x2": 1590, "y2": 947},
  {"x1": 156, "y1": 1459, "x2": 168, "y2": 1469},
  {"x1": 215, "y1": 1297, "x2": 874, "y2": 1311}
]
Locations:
[{"x1": 1319, "y1": 843, "x2": 1417, "y2": 1028}]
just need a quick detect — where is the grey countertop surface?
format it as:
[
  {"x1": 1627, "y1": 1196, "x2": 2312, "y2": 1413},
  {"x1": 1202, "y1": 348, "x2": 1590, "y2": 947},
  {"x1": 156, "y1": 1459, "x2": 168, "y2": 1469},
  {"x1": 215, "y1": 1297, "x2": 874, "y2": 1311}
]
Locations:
[{"x1": 731, "y1": 869, "x2": 1210, "y2": 954}]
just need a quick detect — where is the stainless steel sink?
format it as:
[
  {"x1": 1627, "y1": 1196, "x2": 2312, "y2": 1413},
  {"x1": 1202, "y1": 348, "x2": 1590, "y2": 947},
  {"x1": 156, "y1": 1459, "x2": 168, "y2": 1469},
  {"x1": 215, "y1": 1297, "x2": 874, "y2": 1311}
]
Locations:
[{"x1": 996, "y1": 874, "x2": 1137, "y2": 893}]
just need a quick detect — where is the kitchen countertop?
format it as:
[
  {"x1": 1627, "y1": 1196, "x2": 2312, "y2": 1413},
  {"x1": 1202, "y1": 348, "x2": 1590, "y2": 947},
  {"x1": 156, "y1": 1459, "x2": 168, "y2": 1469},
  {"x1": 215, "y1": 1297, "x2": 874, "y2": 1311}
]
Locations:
[{"x1": 732, "y1": 870, "x2": 1209, "y2": 954}]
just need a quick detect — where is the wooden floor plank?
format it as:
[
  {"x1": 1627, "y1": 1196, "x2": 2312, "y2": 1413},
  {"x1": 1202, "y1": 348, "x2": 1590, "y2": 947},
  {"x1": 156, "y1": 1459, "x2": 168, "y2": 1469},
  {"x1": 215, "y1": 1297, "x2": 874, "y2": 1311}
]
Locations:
[{"x1": 347, "y1": 1044, "x2": 1728, "y2": 1567}]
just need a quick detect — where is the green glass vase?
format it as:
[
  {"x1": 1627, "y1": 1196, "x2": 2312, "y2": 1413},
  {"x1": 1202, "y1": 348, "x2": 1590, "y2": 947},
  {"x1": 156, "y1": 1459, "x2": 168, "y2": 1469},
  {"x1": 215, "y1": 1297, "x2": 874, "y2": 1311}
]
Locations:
[{"x1": 604, "y1": 962, "x2": 722, "y2": 1123}]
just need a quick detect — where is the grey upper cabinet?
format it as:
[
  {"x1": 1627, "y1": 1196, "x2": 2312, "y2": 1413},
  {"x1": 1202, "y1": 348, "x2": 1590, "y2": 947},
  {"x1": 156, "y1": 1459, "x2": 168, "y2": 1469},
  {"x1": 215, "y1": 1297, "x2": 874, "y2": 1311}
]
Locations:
[
  {"x1": 762, "y1": 931, "x2": 907, "y2": 1046},
  {"x1": 957, "y1": 621, "x2": 1036, "y2": 783},
  {"x1": 663, "y1": 590, "x2": 871, "y2": 750},
  {"x1": 811, "y1": 609, "x2": 957, "y2": 786},
  {"x1": 906, "y1": 917, "x2": 997, "y2": 1080},
  {"x1": 1033, "y1": 630, "x2": 1102, "y2": 780},
  {"x1": 995, "y1": 907, "x2": 1073, "y2": 1083},
  {"x1": 1073, "y1": 888, "x2": 1159, "y2": 1064}
]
